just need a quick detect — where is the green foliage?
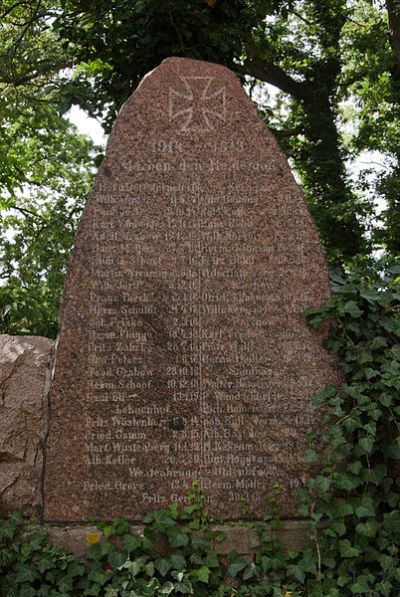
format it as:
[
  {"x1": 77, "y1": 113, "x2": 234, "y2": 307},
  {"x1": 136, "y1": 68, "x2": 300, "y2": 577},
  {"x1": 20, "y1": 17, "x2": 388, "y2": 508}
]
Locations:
[
  {"x1": 340, "y1": 1, "x2": 400, "y2": 252},
  {"x1": 0, "y1": 503, "x2": 302, "y2": 596},
  {"x1": 0, "y1": 0, "x2": 97, "y2": 337},
  {"x1": 302, "y1": 257, "x2": 400, "y2": 595},
  {"x1": 0, "y1": 113, "x2": 95, "y2": 337},
  {"x1": 249, "y1": 0, "x2": 371, "y2": 259},
  {"x1": 51, "y1": 0, "x2": 249, "y2": 130}
]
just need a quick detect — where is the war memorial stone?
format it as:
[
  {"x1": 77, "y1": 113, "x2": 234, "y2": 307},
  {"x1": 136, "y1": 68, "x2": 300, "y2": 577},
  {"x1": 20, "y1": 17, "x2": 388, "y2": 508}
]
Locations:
[{"x1": 43, "y1": 57, "x2": 339, "y2": 522}]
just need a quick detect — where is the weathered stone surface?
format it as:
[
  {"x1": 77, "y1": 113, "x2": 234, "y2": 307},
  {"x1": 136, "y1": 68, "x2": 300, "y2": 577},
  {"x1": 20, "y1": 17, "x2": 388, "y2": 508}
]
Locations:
[
  {"x1": 46, "y1": 525, "x2": 104, "y2": 559},
  {"x1": 46, "y1": 521, "x2": 313, "y2": 559},
  {"x1": 213, "y1": 520, "x2": 315, "y2": 553},
  {"x1": 43, "y1": 57, "x2": 340, "y2": 523},
  {"x1": 0, "y1": 334, "x2": 53, "y2": 518}
]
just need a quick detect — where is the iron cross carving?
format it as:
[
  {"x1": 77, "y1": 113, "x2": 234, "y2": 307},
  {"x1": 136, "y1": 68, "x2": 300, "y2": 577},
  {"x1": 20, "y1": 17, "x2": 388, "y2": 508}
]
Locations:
[{"x1": 169, "y1": 76, "x2": 226, "y2": 132}]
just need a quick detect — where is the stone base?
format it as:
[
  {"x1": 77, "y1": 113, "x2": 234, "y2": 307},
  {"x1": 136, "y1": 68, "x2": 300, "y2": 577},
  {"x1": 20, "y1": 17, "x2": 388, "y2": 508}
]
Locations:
[{"x1": 45, "y1": 520, "x2": 313, "y2": 560}]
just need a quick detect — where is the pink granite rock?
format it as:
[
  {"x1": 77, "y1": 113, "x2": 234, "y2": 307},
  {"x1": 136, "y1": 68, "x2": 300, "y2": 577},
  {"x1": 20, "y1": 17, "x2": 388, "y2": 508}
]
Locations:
[
  {"x1": 0, "y1": 335, "x2": 53, "y2": 518},
  {"x1": 43, "y1": 57, "x2": 341, "y2": 522}
]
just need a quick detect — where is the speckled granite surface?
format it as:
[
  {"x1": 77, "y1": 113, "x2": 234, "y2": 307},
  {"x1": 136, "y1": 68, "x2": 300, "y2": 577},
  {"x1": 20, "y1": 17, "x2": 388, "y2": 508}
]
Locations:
[{"x1": 43, "y1": 57, "x2": 340, "y2": 522}]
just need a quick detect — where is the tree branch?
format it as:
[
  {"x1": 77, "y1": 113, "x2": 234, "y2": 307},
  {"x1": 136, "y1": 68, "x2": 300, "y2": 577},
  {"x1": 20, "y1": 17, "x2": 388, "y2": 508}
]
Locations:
[
  {"x1": 2, "y1": 60, "x2": 73, "y2": 87},
  {"x1": 166, "y1": 0, "x2": 187, "y2": 54},
  {"x1": 270, "y1": 125, "x2": 305, "y2": 139},
  {"x1": 9, "y1": 205, "x2": 41, "y2": 219},
  {"x1": 0, "y1": 1, "x2": 32, "y2": 19},
  {"x1": 242, "y1": 37, "x2": 308, "y2": 100},
  {"x1": 8, "y1": 0, "x2": 44, "y2": 65}
]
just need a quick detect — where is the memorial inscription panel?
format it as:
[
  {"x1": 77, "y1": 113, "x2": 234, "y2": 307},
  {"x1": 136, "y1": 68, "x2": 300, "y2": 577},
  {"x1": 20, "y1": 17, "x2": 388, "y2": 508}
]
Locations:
[{"x1": 43, "y1": 57, "x2": 339, "y2": 521}]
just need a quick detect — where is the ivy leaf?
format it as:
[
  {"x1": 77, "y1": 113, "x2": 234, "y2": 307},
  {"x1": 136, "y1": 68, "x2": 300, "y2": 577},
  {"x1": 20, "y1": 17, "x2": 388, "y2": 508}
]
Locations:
[
  {"x1": 213, "y1": 531, "x2": 226, "y2": 543},
  {"x1": 122, "y1": 534, "x2": 142, "y2": 552},
  {"x1": 143, "y1": 510, "x2": 176, "y2": 530},
  {"x1": 124, "y1": 556, "x2": 147, "y2": 577},
  {"x1": 68, "y1": 561, "x2": 86, "y2": 577},
  {"x1": 287, "y1": 564, "x2": 306, "y2": 583},
  {"x1": 329, "y1": 519, "x2": 346, "y2": 536},
  {"x1": 243, "y1": 562, "x2": 258, "y2": 581},
  {"x1": 193, "y1": 565, "x2": 210, "y2": 583},
  {"x1": 332, "y1": 502, "x2": 353, "y2": 517},
  {"x1": 351, "y1": 575, "x2": 371, "y2": 593},
  {"x1": 337, "y1": 573, "x2": 352, "y2": 586},
  {"x1": 159, "y1": 581, "x2": 174, "y2": 595},
  {"x1": 144, "y1": 561, "x2": 155, "y2": 577},
  {"x1": 339, "y1": 539, "x2": 361, "y2": 558},
  {"x1": 375, "y1": 581, "x2": 393, "y2": 597},
  {"x1": 355, "y1": 496, "x2": 375, "y2": 518},
  {"x1": 166, "y1": 526, "x2": 189, "y2": 548},
  {"x1": 341, "y1": 301, "x2": 362, "y2": 317},
  {"x1": 111, "y1": 518, "x2": 131, "y2": 535},
  {"x1": 37, "y1": 557, "x2": 54, "y2": 574},
  {"x1": 20, "y1": 543, "x2": 33, "y2": 558},
  {"x1": 359, "y1": 436, "x2": 374, "y2": 454},
  {"x1": 314, "y1": 475, "x2": 331, "y2": 491},
  {"x1": 170, "y1": 554, "x2": 186, "y2": 570},
  {"x1": 360, "y1": 289, "x2": 380, "y2": 304},
  {"x1": 356, "y1": 521, "x2": 378, "y2": 537},
  {"x1": 330, "y1": 271, "x2": 346, "y2": 285},
  {"x1": 203, "y1": 550, "x2": 219, "y2": 568},
  {"x1": 87, "y1": 571, "x2": 110, "y2": 585},
  {"x1": 311, "y1": 393, "x2": 325, "y2": 406},
  {"x1": 335, "y1": 472, "x2": 359, "y2": 491},
  {"x1": 369, "y1": 464, "x2": 387, "y2": 485},
  {"x1": 260, "y1": 555, "x2": 270, "y2": 572},
  {"x1": 108, "y1": 550, "x2": 126, "y2": 569},
  {"x1": 371, "y1": 336, "x2": 388, "y2": 349},
  {"x1": 144, "y1": 578, "x2": 161, "y2": 592},
  {"x1": 378, "y1": 393, "x2": 392, "y2": 407},
  {"x1": 347, "y1": 461, "x2": 362, "y2": 474},
  {"x1": 174, "y1": 579, "x2": 193, "y2": 593},
  {"x1": 15, "y1": 567, "x2": 35, "y2": 583},
  {"x1": 227, "y1": 559, "x2": 247, "y2": 577},
  {"x1": 155, "y1": 558, "x2": 172, "y2": 577},
  {"x1": 378, "y1": 553, "x2": 396, "y2": 572},
  {"x1": 169, "y1": 502, "x2": 179, "y2": 520}
]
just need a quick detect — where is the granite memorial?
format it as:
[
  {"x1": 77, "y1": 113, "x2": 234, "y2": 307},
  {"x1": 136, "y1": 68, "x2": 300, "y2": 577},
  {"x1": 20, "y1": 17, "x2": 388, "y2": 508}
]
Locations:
[{"x1": 43, "y1": 57, "x2": 339, "y2": 522}]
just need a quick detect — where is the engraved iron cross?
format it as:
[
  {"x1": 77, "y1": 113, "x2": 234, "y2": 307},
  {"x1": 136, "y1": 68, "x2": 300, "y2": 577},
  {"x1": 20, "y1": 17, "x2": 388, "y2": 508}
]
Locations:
[{"x1": 169, "y1": 76, "x2": 226, "y2": 132}]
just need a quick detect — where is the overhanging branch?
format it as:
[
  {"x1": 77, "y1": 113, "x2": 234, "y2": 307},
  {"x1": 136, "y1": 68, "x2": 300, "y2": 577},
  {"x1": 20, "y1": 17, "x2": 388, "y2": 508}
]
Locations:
[{"x1": 243, "y1": 37, "x2": 308, "y2": 101}]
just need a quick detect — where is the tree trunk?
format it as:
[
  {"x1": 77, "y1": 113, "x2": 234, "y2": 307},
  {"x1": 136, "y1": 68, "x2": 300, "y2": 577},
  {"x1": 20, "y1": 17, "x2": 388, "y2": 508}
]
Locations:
[
  {"x1": 387, "y1": 0, "x2": 400, "y2": 69},
  {"x1": 299, "y1": 83, "x2": 365, "y2": 258}
]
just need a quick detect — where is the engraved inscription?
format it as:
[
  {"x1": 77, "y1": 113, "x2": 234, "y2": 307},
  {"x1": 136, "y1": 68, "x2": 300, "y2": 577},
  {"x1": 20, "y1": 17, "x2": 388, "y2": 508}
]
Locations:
[{"x1": 43, "y1": 57, "x2": 339, "y2": 522}]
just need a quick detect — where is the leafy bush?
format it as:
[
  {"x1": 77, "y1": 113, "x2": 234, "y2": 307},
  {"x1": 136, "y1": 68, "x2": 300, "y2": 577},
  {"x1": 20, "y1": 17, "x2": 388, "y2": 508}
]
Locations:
[
  {"x1": 301, "y1": 258, "x2": 400, "y2": 595},
  {"x1": 0, "y1": 504, "x2": 301, "y2": 597}
]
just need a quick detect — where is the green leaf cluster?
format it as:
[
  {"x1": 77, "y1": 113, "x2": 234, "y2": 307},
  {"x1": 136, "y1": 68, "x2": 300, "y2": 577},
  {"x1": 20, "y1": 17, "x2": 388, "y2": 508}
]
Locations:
[
  {"x1": 0, "y1": 0, "x2": 98, "y2": 337},
  {"x1": 302, "y1": 257, "x2": 400, "y2": 595}
]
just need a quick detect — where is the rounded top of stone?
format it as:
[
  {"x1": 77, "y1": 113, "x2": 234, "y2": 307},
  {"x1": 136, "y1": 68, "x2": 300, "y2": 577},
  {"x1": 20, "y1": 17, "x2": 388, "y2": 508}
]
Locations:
[
  {"x1": 160, "y1": 56, "x2": 234, "y2": 74},
  {"x1": 135, "y1": 56, "x2": 241, "y2": 96}
]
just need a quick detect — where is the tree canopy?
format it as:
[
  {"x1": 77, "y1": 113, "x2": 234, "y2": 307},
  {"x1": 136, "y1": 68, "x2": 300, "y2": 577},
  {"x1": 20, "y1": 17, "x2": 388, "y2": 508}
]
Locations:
[{"x1": 0, "y1": 0, "x2": 399, "y2": 336}]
